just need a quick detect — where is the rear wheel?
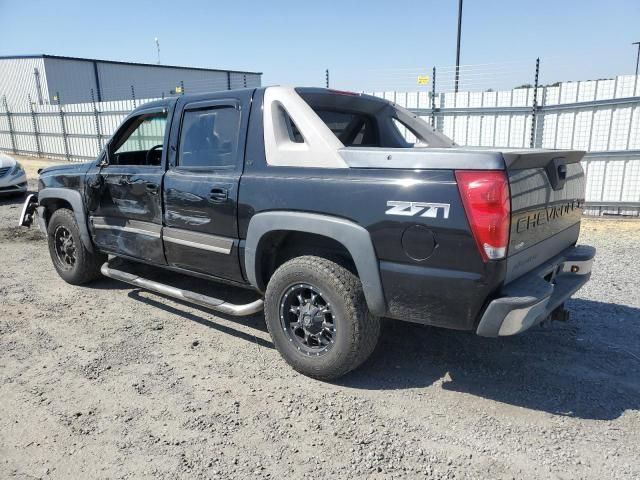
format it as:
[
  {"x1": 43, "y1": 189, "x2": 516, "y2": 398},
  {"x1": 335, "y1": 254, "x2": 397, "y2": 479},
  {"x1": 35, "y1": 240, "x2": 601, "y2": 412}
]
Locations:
[
  {"x1": 264, "y1": 256, "x2": 380, "y2": 380},
  {"x1": 47, "y1": 208, "x2": 106, "y2": 285}
]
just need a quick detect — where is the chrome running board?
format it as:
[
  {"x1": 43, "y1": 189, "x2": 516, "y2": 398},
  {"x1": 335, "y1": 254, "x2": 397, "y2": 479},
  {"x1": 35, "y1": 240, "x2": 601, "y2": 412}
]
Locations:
[{"x1": 100, "y1": 263, "x2": 264, "y2": 316}]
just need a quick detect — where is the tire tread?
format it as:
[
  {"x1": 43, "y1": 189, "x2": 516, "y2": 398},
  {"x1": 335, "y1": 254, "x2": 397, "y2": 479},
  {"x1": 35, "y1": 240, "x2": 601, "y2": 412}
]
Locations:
[
  {"x1": 47, "y1": 208, "x2": 105, "y2": 285},
  {"x1": 264, "y1": 255, "x2": 380, "y2": 380}
]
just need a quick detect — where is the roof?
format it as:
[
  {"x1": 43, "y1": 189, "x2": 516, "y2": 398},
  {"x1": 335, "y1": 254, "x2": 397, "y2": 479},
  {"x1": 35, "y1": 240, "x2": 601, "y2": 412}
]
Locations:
[
  {"x1": 0, "y1": 54, "x2": 262, "y2": 76},
  {"x1": 131, "y1": 87, "x2": 261, "y2": 114}
]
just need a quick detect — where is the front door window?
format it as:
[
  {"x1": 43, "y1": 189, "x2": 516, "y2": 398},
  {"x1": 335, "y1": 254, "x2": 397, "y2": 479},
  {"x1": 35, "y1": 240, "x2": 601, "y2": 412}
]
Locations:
[{"x1": 110, "y1": 112, "x2": 167, "y2": 166}]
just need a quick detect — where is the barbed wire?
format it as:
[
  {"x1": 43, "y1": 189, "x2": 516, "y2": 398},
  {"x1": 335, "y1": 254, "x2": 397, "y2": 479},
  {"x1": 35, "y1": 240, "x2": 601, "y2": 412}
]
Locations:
[{"x1": 330, "y1": 53, "x2": 633, "y2": 93}]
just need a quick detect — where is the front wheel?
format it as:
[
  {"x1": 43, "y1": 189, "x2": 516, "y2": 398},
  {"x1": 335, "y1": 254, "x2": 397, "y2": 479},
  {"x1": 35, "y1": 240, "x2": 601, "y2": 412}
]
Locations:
[
  {"x1": 264, "y1": 256, "x2": 380, "y2": 380},
  {"x1": 47, "y1": 208, "x2": 106, "y2": 285}
]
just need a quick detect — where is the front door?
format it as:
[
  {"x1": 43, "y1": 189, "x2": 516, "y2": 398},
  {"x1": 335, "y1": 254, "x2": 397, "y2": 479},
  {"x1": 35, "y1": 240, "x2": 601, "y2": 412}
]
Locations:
[
  {"x1": 88, "y1": 107, "x2": 169, "y2": 264},
  {"x1": 162, "y1": 95, "x2": 249, "y2": 282}
]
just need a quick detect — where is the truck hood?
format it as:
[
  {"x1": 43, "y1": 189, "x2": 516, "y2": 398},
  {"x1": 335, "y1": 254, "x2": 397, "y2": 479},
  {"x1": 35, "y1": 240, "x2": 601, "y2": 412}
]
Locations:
[{"x1": 39, "y1": 161, "x2": 94, "y2": 176}]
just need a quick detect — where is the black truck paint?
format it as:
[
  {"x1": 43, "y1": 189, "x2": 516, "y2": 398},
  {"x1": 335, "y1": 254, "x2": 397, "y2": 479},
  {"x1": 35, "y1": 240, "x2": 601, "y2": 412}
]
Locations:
[{"x1": 25, "y1": 86, "x2": 595, "y2": 378}]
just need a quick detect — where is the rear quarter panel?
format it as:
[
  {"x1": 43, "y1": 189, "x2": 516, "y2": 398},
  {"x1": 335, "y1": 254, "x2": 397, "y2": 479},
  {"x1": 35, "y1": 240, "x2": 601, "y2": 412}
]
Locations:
[
  {"x1": 239, "y1": 165, "x2": 505, "y2": 330},
  {"x1": 239, "y1": 167, "x2": 470, "y2": 266},
  {"x1": 240, "y1": 88, "x2": 505, "y2": 330}
]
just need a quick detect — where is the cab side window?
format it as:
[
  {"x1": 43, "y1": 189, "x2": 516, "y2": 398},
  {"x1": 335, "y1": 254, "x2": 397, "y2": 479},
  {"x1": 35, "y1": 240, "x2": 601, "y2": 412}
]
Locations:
[
  {"x1": 111, "y1": 113, "x2": 167, "y2": 166},
  {"x1": 178, "y1": 107, "x2": 240, "y2": 168}
]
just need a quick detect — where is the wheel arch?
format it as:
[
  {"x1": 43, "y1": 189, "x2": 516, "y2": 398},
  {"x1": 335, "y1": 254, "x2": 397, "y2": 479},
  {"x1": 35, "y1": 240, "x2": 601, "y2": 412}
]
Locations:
[
  {"x1": 245, "y1": 211, "x2": 386, "y2": 316},
  {"x1": 39, "y1": 188, "x2": 94, "y2": 252}
]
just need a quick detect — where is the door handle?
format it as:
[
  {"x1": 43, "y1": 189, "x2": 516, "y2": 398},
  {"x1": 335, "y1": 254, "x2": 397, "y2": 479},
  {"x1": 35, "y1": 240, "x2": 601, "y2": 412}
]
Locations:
[
  {"x1": 146, "y1": 182, "x2": 159, "y2": 194},
  {"x1": 209, "y1": 188, "x2": 228, "y2": 203}
]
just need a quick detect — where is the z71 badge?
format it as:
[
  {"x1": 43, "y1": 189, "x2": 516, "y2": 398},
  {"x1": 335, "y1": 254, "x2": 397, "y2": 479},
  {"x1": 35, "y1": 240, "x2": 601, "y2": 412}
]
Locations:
[{"x1": 385, "y1": 201, "x2": 450, "y2": 219}]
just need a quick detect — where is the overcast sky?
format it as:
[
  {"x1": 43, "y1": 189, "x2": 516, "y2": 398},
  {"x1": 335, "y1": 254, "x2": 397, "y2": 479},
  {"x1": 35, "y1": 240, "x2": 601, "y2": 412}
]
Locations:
[{"x1": 1, "y1": 0, "x2": 638, "y2": 92}]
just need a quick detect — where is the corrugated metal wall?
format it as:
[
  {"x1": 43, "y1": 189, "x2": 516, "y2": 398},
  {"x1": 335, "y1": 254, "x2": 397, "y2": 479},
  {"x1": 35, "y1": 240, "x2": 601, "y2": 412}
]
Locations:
[
  {"x1": 0, "y1": 56, "x2": 262, "y2": 107},
  {"x1": 0, "y1": 57, "x2": 49, "y2": 108},
  {"x1": 43, "y1": 57, "x2": 98, "y2": 104},
  {"x1": 94, "y1": 62, "x2": 246, "y2": 101},
  {"x1": 230, "y1": 71, "x2": 261, "y2": 89}
]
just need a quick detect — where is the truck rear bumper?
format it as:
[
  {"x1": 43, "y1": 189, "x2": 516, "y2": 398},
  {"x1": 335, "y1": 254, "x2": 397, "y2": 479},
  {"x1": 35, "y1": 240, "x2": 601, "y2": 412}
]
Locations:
[{"x1": 476, "y1": 244, "x2": 595, "y2": 337}]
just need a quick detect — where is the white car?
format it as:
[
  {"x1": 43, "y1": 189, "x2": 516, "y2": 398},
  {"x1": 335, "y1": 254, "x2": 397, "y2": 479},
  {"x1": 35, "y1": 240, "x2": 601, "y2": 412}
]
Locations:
[{"x1": 0, "y1": 153, "x2": 27, "y2": 196}]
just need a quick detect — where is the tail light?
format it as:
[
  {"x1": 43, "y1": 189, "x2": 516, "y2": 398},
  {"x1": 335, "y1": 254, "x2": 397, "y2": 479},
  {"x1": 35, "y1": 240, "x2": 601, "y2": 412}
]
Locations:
[{"x1": 455, "y1": 170, "x2": 510, "y2": 262}]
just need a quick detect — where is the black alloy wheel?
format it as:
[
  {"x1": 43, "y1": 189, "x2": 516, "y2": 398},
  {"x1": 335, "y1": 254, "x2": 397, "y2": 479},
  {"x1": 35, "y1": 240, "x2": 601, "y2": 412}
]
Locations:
[
  {"x1": 264, "y1": 256, "x2": 381, "y2": 380},
  {"x1": 279, "y1": 283, "x2": 336, "y2": 356},
  {"x1": 53, "y1": 225, "x2": 77, "y2": 269},
  {"x1": 46, "y1": 208, "x2": 106, "y2": 285}
]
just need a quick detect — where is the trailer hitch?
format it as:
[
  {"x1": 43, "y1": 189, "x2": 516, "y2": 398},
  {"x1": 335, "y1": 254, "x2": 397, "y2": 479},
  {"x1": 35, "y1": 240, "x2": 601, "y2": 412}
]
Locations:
[{"x1": 550, "y1": 304, "x2": 570, "y2": 322}]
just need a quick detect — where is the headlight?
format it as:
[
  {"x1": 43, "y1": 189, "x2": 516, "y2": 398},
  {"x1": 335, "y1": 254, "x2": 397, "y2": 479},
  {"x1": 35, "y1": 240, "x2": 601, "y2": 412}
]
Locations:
[{"x1": 10, "y1": 161, "x2": 24, "y2": 176}]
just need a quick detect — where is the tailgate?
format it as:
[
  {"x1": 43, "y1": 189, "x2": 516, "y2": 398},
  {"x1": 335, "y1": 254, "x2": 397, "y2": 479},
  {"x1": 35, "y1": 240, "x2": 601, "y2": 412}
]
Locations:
[{"x1": 504, "y1": 149, "x2": 586, "y2": 283}]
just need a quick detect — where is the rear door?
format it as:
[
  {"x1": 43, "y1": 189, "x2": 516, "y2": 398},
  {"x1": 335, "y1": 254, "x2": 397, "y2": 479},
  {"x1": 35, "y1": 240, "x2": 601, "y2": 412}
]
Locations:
[
  {"x1": 162, "y1": 93, "x2": 251, "y2": 282},
  {"x1": 88, "y1": 107, "x2": 169, "y2": 264},
  {"x1": 504, "y1": 149, "x2": 586, "y2": 282}
]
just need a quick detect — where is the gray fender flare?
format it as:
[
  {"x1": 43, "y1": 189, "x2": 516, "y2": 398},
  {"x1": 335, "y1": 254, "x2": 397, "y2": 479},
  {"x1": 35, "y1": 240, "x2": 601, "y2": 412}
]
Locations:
[
  {"x1": 245, "y1": 211, "x2": 386, "y2": 316},
  {"x1": 39, "y1": 188, "x2": 94, "y2": 252}
]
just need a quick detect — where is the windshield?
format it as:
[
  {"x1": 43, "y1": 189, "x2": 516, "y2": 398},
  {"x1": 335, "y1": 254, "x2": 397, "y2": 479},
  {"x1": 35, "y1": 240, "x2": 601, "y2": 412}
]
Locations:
[{"x1": 296, "y1": 88, "x2": 454, "y2": 148}]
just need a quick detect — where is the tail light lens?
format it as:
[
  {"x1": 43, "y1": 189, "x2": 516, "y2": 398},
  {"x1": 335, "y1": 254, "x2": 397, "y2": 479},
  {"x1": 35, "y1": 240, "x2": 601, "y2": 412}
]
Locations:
[{"x1": 455, "y1": 170, "x2": 510, "y2": 262}]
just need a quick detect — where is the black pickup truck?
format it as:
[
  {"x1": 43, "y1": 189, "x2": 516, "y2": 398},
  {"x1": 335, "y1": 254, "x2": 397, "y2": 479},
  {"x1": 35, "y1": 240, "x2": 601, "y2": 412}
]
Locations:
[{"x1": 19, "y1": 86, "x2": 595, "y2": 379}]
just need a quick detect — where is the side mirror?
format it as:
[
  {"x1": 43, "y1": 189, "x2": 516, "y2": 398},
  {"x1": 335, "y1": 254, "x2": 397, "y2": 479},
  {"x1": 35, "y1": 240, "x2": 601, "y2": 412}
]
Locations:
[
  {"x1": 86, "y1": 172, "x2": 105, "y2": 212},
  {"x1": 98, "y1": 144, "x2": 110, "y2": 167}
]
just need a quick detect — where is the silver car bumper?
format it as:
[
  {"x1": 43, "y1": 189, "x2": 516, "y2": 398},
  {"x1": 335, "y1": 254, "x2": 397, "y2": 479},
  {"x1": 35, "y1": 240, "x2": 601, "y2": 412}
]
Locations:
[
  {"x1": 0, "y1": 171, "x2": 27, "y2": 194},
  {"x1": 476, "y1": 244, "x2": 596, "y2": 337}
]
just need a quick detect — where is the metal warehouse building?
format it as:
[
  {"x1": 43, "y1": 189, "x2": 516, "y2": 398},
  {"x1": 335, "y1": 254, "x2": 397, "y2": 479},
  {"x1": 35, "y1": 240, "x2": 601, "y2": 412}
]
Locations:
[{"x1": 0, "y1": 54, "x2": 262, "y2": 108}]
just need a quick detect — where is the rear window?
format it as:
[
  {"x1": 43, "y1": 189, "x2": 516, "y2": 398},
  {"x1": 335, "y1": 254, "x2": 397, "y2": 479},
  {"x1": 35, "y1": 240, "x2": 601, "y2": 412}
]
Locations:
[{"x1": 314, "y1": 110, "x2": 378, "y2": 146}]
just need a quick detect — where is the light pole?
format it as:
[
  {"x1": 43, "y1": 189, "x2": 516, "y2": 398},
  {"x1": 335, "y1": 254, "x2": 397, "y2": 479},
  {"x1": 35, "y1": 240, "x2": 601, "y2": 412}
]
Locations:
[
  {"x1": 155, "y1": 37, "x2": 161, "y2": 65},
  {"x1": 454, "y1": 0, "x2": 463, "y2": 93},
  {"x1": 633, "y1": 42, "x2": 640, "y2": 76}
]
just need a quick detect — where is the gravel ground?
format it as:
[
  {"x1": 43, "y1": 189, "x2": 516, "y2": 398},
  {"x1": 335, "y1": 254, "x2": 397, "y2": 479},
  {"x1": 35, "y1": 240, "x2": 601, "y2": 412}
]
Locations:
[{"x1": 1, "y1": 156, "x2": 639, "y2": 479}]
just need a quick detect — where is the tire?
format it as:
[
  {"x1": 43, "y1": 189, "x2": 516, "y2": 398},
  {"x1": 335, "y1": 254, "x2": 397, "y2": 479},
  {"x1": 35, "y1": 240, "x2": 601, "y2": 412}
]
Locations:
[
  {"x1": 264, "y1": 255, "x2": 380, "y2": 380},
  {"x1": 47, "y1": 208, "x2": 106, "y2": 285}
]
